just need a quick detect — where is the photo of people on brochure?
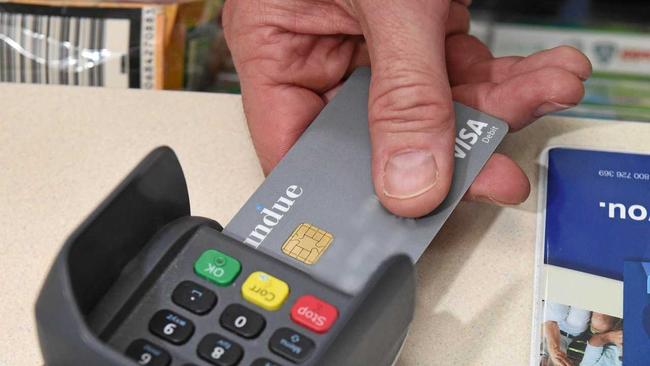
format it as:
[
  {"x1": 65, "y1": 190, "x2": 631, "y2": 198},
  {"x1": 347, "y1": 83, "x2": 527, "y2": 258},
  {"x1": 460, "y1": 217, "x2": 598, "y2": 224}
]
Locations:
[{"x1": 540, "y1": 301, "x2": 623, "y2": 366}]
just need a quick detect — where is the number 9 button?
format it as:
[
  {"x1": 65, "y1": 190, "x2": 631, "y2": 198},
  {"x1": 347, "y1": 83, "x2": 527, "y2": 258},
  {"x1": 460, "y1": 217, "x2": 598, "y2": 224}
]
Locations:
[{"x1": 149, "y1": 310, "x2": 195, "y2": 345}]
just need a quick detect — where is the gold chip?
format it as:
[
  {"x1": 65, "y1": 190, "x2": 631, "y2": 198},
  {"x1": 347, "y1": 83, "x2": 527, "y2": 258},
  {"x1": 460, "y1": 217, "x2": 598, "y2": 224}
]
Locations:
[{"x1": 282, "y1": 223, "x2": 333, "y2": 265}]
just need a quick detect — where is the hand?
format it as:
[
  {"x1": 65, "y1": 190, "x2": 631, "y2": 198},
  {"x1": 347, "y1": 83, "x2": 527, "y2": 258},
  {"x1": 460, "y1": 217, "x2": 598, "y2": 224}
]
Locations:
[
  {"x1": 589, "y1": 330, "x2": 623, "y2": 348},
  {"x1": 605, "y1": 330, "x2": 623, "y2": 348},
  {"x1": 548, "y1": 347, "x2": 574, "y2": 366},
  {"x1": 223, "y1": 0, "x2": 591, "y2": 217}
]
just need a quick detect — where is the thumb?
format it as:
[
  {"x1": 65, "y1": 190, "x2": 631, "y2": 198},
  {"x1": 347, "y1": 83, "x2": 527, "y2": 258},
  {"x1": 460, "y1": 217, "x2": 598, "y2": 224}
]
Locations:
[{"x1": 351, "y1": 0, "x2": 456, "y2": 217}]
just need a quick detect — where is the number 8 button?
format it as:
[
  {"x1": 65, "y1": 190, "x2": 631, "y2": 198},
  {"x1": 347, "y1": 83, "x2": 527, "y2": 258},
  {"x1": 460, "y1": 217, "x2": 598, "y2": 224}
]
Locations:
[
  {"x1": 197, "y1": 334, "x2": 243, "y2": 366},
  {"x1": 220, "y1": 304, "x2": 266, "y2": 339}
]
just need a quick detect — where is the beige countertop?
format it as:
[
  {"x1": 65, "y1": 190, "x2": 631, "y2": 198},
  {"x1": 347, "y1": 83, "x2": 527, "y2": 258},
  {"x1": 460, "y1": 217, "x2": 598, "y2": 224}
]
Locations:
[{"x1": 1, "y1": 83, "x2": 649, "y2": 366}]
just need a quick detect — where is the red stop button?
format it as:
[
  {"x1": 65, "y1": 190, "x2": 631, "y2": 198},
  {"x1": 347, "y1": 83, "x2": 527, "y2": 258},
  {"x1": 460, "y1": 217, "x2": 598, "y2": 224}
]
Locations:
[{"x1": 290, "y1": 295, "x2": 338, "y2": 333}]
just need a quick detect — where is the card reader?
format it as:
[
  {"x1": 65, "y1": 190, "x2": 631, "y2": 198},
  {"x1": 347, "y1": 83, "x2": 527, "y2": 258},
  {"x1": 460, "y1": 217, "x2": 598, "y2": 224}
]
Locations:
[{"x1": 36, "y1": 68, "x2": 508, "y2": 366}]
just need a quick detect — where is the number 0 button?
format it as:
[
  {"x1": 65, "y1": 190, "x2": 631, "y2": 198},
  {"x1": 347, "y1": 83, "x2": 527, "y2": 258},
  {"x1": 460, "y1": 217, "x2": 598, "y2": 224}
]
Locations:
[
  {"x1": 220, "y1": 304, "x2": 266, "y2": 339},
  {"x1": 149, "y1": 310, "x2": 195, "y2": 345},
  {"x1": 197, "y1": 334, "x2": 243, "y2": 366}
]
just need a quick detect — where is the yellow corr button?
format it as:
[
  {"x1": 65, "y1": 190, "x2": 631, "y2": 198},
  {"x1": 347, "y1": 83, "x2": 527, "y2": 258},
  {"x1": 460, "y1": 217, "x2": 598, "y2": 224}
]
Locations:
[{"x1": 241, "y1": 271, "x2": 290, "y2": 311}]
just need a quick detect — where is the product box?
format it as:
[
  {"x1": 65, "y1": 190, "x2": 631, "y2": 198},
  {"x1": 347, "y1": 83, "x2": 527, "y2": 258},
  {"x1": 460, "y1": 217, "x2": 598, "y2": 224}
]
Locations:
[{"x1": 0, "y1": 0, "x2": 222, "y2": 89}]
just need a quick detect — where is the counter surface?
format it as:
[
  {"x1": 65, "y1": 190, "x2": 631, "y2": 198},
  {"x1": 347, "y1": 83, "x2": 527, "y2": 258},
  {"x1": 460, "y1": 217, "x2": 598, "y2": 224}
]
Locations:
[{"x1": 1, "y1": 83, "x2": 648, "y2": 365}]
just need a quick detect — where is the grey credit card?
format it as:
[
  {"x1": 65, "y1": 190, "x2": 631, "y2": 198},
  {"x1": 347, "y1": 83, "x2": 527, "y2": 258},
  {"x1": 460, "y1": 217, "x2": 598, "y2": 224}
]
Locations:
[{"x1": 224, "y1": 67, "x2": 508, "y2": 295}]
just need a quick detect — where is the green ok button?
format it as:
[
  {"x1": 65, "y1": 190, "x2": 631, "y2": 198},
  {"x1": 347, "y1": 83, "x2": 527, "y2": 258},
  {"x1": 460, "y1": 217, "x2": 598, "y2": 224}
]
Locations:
[{"x1": 194, "y1": 249, "x2": 241, "y2": 286}]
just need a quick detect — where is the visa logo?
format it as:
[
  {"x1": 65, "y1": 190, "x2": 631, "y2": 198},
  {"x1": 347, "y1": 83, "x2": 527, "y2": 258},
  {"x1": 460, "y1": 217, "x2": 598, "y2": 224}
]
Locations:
[{"x1": 454, "y1": 119, "x2": 497, "y2": 159}]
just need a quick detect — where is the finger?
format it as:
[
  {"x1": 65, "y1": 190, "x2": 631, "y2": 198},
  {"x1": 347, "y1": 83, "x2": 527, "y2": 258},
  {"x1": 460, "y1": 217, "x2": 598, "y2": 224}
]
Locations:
[
  {"x1": 228, "y1": 30, "x2": 358, "y2": 173},
  {"x1": 259, "y1": 34, "x2": 360, "y2": 94},
  {"x1": 553, "y1": 355, "x2": 571, "y2": 366},
  {"x1": 241, "y1": 82, "x2": 325, "y2": 173},
  {"x1": 447, "y1": 34, "x2": 592, "y2": 85},
  {"x1": 463, "y1": 153, "x2": 530, "y2": 205},
  {"x1": 345, "y1": 2, "x2": 470, "y2": 75},
  {"x1": 446, "y1": 1, "x2": 470, "y2": 35},
  {"x1": 353, "y1": 0, "x2": 456, "y2": 218},
  {"x1": 232, "y1": 0, "x2": 362, "y2": 35},
  {"x1": 334, "y1": 2, "x2": 467, "y2": 102},
  {"x1": 452, "y1": 67, "x2": 586, "y2": 131}
]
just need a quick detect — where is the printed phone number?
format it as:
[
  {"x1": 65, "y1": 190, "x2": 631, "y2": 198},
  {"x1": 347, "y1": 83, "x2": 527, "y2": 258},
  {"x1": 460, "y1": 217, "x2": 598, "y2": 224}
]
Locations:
[{"x1": 598, "y1": 170, "x2": 650, "y2": 181}]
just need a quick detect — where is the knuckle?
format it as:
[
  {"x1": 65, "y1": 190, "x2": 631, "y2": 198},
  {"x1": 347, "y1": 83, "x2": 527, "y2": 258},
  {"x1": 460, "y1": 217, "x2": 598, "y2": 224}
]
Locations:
[
  {"x1": 369, "y1": 70, "x2": 454, "y2": 136},
  {"x1": 538, "y1": 67, "x2": 574, "y2": 93},
  {"x1": 542, "y1": 67, "x2": 584, "y2": 96}
]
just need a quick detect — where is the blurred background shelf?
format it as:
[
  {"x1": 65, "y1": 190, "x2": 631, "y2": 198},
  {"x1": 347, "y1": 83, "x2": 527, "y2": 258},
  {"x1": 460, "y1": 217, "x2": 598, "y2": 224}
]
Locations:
[
  {"x1": 1, "y1": 0, "x2": 648, "y2": 121},
  {"x1": 470, "y1": 0, "x2": 650, "y2": 122}
]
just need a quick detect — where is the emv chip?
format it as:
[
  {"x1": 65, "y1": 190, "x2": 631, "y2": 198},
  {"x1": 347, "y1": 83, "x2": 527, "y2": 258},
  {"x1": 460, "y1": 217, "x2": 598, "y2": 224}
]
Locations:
[{"x1": 282, "y1": 223, "x2": 333, "y2": 265}]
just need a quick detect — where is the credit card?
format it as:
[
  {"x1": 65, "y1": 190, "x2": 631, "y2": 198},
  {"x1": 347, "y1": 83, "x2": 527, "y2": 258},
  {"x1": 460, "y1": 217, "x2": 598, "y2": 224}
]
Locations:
[{"x1": 224, "y1": 68, "x2": 509, "y2": 294}]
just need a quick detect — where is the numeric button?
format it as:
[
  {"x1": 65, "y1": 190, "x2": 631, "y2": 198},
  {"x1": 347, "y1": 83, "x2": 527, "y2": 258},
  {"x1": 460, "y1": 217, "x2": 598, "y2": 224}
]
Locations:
[
  {"x1": 172, "y1": 280, "x2": 217, "y2": 315},
  {"x1": 220, "y1": 304, "x2": 266, "y2": 339},
  {"x1": 197, "y1": 333, "x2": 244, "y2": 366},
  {"x1": 269, "y1": 328, "x2": 315, "y2": 363},
  {"x1": 125, "y1": 339, "x2": 171, "y2": 366},
  {"x1": 149, "y1": 310, "x2": 195, "y2": 345}
]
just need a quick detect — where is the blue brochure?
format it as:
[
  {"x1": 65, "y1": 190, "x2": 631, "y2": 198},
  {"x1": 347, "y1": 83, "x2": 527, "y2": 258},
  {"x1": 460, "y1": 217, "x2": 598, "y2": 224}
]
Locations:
[
  {"x1": 545, "y1": 148, "x2": 650, "y2": 280},
  {"x1": 534, "y1": 147, "x2": 650, "y2": 366}
]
